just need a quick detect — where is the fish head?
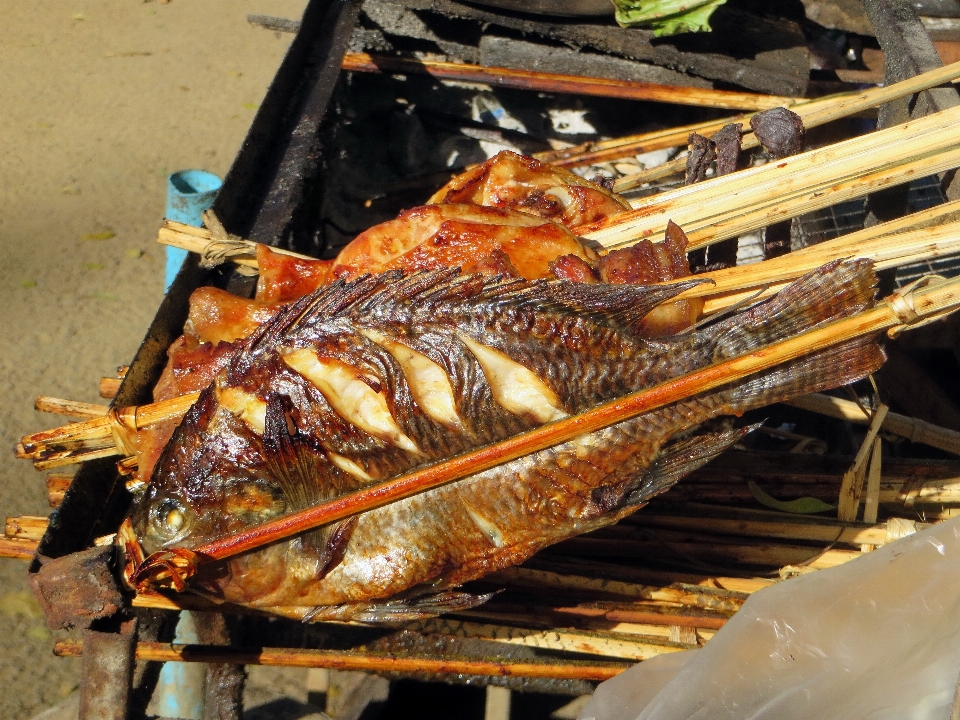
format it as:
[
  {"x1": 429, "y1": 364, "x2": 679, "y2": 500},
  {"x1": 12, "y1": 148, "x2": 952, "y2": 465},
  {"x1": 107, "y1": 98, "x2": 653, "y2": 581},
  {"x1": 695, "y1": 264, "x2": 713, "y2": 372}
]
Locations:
[{"x1": 132, "y1": 387, "x2": 288, "y2": 557}]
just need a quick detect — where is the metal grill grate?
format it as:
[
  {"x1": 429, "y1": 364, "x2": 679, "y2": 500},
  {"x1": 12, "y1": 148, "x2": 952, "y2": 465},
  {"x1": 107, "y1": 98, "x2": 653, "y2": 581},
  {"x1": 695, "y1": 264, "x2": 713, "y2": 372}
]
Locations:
[{"x1": 794, "y1": 175, "x2": 960, "y2": 287}]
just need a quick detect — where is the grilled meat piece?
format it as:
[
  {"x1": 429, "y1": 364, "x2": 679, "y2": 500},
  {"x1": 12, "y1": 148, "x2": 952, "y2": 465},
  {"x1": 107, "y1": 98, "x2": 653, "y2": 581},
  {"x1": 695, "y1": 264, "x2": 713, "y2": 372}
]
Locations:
[{"x1": 428, "y1": 151, "x2": 630, "y2": 228}]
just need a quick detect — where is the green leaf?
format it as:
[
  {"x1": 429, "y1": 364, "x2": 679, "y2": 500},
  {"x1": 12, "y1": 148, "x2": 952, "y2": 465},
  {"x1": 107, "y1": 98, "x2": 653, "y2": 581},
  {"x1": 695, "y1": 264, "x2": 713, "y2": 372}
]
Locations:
[
  {"x1": 612, "y1": 0, "x2": 728, "y2": 36},
  {"x1": 747, "y1": 480, "x2": 837, "y2": 515}
]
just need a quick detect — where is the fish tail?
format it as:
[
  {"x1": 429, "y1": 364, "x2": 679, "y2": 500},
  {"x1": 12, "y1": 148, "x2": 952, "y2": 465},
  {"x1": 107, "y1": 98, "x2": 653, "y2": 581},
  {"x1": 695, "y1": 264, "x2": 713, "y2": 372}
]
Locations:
[
  {"x1": 696, "y1": 258, "x2": 878, "y2": 358},
  {"x1": 684, "y1": 257, "x2": 885, "y2": 411},
  {"x1": 726, "y1": 335, "x2": 885, "y2": 414}
]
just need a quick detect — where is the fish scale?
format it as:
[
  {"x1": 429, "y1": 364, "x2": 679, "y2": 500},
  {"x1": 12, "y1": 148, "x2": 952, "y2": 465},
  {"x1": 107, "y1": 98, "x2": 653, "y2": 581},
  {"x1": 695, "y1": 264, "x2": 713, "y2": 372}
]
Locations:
[{"x1": 132, "y1": 261, "x2": 884, "y2": 621}]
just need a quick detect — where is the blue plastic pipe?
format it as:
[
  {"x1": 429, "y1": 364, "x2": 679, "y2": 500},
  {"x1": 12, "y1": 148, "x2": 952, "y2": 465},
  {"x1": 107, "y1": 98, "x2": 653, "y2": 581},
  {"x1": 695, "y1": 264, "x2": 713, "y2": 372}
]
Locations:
[
  {"x1": 164, "y1": 169, "x2": 222, "y2": 289},
  {"x1": 152, "y1": 612, "x2": 206, "y2": 719},
  {"x1": 153, "y1": 170, "x2": 221, "y2": 719}
]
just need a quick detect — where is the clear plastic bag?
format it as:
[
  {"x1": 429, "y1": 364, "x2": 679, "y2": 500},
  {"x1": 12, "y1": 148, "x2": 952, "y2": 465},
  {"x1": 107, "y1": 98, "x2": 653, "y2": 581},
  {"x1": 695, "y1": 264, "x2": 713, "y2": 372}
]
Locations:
[{"x1": 580, "y1": 516, "x2": 960, "y2": 720}]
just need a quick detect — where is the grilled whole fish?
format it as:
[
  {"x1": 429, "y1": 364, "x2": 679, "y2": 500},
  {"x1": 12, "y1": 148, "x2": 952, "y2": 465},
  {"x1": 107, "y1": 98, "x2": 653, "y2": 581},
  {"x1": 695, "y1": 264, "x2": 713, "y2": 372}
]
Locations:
[{"x1": 132, "y1": 259, "x2": 883, "y2": 621}]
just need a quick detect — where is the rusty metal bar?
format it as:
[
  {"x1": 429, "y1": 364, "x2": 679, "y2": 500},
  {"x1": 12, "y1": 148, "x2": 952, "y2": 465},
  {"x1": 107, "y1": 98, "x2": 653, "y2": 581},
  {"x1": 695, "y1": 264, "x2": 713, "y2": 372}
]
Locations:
[{"x1": 78, "y1": 620, "x2": 137, "y2": 720}]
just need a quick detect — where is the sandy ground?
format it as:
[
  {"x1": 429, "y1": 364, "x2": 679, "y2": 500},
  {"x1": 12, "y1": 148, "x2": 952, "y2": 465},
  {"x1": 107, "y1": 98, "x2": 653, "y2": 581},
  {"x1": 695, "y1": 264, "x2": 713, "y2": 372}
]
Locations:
[{"x1": 0, "y1": 2, "x2": 307, "y2": 716}]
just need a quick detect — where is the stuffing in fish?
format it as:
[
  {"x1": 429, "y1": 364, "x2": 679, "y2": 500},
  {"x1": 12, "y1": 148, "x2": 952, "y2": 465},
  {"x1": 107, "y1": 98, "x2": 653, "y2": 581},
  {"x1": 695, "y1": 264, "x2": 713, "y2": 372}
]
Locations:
[{"x1": 131, "y1": 259, "x2": 883, "y2": 621}]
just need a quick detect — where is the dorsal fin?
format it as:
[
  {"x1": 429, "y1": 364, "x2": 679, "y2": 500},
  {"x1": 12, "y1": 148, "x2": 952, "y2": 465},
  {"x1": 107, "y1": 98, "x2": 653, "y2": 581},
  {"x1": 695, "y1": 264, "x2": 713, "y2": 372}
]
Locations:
[{"x1": 251, "y1": 269, "x2": 710, "y2": 354}]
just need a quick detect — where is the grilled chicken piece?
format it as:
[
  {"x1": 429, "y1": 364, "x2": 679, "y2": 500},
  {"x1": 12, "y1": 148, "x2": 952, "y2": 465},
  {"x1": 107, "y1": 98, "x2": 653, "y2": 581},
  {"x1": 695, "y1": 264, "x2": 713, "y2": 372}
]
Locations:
[
  {"x1": 332, "y1": 204, "x2": 598, "y2": 281},
  {"x1": 428, "y1": 150, "x2": 630, "y2": 228}
]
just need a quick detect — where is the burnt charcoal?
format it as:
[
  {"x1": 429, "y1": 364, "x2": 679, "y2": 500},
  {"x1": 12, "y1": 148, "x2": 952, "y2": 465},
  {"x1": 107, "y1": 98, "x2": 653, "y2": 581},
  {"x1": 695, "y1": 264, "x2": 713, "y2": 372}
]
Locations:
[
  {"x1": 750, "y1": 108, "x2": 805, "y2": 159},
  {"x1": 685, "y1": 133, "x2": 715, "y2": 185},
  {"x1": 712, "y1": 123, "x2": 743, "y2": 176}
]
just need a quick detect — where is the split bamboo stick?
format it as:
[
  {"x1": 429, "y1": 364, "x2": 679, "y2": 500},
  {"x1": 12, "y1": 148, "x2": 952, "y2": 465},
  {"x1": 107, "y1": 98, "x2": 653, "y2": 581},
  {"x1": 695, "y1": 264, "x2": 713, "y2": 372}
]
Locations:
[
  {"x1": 690, "y1": 210, "x2": 960, "y2": 314},
  {"x1": 559, "y1": 536, "x2": 860, "y2": 570},
  {"x1": 628, "y1": 513, "x2": 890, "y2": 546},
  {"x1": 131, "y1": 272, "x2": 960, "y2": 583},
  {"x1": 99, "y1": 377, "x2": 122, "y2": 400},
  {"x1": 484, "y1": 567, "x2": 745, "y2": 613},
  {"x1": 5, "y1": 516, "x2": 49, "y2": 542},
  {"x1": 34, "y1": 397, "x2": 109, "y2": 419},
  {"x1": 863, "y1": 437, "x2": 884, "y2": 527},
  {"x1": 548, "y1": 604, "x2": 728, "y2": 631},
  {"x1": 46, "y1": 473, "x2": 72, "y2": 508},
  {"x1": 406, "y1": 618, "x2": 690, "y2": 660},
  {"x1": 838, "y1": 405, "x2": 890, "y2": 522},
  {"x1": 54, "y1": 639, "x2": 630, "y2": 681},
  {"x1": 527, "y1": 557, "x2": 774, "y2": 595},
  {"x1": 341, "y1": 52, "x2": 797, "y2": 112},
  {"x1": 581, "y1": 104, "x2": 960, "y2": 250},
  {"x1": 547, "y1": 60, "x2": 960, "y2": 172},
  {"x1": 0, "y1": 537, "x2": 37, "y2": 560},
  {"x1": 786, "y1": 393, "x2": 960, "y2": 456},
  {"x1": 17, "y1": 392, "x2": 199, "y2": 468}
]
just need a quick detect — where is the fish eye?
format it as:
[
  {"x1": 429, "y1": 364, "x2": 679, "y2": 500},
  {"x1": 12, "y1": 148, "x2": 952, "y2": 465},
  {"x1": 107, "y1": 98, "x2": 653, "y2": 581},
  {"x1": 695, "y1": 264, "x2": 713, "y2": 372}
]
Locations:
[{"x1": 152, "y1": 498, "x2": 192, "y2": 540}]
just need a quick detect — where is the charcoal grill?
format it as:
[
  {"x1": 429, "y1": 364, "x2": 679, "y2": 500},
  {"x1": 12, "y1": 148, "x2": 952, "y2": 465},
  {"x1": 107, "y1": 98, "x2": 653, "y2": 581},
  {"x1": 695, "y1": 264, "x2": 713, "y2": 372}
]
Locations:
[{"x1": 20, "y1": 0, "x2": 960, "y2": 718}]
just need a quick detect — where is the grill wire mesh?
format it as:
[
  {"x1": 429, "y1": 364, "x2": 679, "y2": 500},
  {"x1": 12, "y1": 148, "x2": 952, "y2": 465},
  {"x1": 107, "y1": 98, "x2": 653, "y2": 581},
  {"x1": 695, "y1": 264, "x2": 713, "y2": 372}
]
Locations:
[{"x1": 792, "y1": 175, "x2": 960, "y2": 287}]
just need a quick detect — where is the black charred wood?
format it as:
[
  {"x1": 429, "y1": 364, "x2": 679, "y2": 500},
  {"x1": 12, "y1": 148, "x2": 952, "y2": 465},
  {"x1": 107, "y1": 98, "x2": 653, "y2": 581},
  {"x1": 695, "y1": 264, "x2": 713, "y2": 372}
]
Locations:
[
  {"x1": 214, "y1": 0, "x2": 361, "y2": 249},
  {"x1": 376, "y1": 0, "x2": 809, "y2": 95}
]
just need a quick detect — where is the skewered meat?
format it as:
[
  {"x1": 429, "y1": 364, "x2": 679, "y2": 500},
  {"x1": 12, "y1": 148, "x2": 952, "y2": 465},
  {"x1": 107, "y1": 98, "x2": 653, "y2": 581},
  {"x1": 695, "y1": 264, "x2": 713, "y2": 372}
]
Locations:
[
  {"x1": 428, "y1": 151, "x2": 630, "y2": 228},
  {"x1": 131, "y1": 260, "x2": 883, "y2": 621},
  {"x1": 331, "y1": 203, "x2": 598, "y2": 281}
]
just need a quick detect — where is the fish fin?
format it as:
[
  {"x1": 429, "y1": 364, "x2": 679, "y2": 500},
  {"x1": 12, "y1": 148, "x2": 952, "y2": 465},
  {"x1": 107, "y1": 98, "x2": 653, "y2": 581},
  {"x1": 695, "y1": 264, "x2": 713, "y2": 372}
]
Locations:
[
  {"x1": 262, "y1": 394, "x2": 334, "y2": 556},
  {"x1": 728, "y1": 335, "x2": 885, "y2": 411},
  {"x1": 623, "y1": 424, "x2": 759, "y2": 507},
  {"x1": 302, "y1": 590, "x2": 496, "y2": 623},
  {"x1": 693, "y1": 258, "x2": 877, "y2": 358},
  {"x1": 315, "y1": 515, "x2": 357, "y2": 580},
  {"x1": 545, "y1": 278, "x2": 708, "y2": 332},
  {"x1": 262, "y1": 395, "x2": 322, "y2": 510}
]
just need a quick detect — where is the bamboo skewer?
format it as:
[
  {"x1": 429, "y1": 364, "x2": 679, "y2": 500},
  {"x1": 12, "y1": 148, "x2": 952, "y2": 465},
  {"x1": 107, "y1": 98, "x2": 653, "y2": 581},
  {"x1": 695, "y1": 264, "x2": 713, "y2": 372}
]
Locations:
[
  {"x1": 341, "y1": 52, "x2": 797, "y2": 112},
  {"x1": 0, "y1": 537, "x2": 37, "y2": 560},
  {"x1": 53, "y1": 639, "x2": 630, "y2": 681},
  {"x1": 581, "y1": 104, "x2": 960, "y2": 250},
  {"x1": 543, "y1": 60, "x2": 960, "y2": 172},
  {"x1": 785, "y1": 393, "x2": 960, "y2": 456},
  {"x1": 838, "y1": 405, "x2": 890, "y2": 522},
  {"x1": 5, "y1": 516, "x2": 48, "y2": 542},
  {"x1": 130, "y1": 274, "x2": 960, "y2": 588},
  {"x1": 34, "y1": 396, "x2": 109, "y2": 419}
]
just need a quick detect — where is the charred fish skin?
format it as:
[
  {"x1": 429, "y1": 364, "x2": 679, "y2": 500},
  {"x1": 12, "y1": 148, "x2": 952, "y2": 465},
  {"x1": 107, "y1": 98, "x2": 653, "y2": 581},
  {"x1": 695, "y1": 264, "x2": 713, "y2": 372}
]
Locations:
[{"x1": 135, "y1": 260, "x2": 883, "y2": 618}]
